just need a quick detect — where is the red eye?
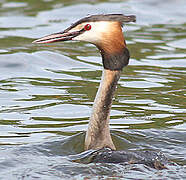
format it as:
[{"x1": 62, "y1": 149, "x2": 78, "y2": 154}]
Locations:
[{"x1": 84, "y1": 24, "x2": 91, "y2": 31}]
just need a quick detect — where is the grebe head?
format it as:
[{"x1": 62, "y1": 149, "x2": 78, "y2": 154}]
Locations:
[
  {"x1": 33, "y1": 14, "x2": 136, "y2": 71},
  {"x1": 33, "y1": 14, "x2": 136, "y2": 46}
]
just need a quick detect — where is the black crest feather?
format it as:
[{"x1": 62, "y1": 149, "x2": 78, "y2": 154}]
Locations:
[{"x1": 64, "y1": 14, "x2": 136, "y2": 33}]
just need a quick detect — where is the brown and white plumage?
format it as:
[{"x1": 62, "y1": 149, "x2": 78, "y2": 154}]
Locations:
[
  {"x1": 33, "y1": 14, "x2": 136, "y2": 150},
  {"x1": 32, "y1": 15, "x2": 170, "y2": 169}
]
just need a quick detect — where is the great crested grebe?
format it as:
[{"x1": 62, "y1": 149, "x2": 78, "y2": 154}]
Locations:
[{"x1": 33, "y1": 14, "x2": 168, "y2": 169}]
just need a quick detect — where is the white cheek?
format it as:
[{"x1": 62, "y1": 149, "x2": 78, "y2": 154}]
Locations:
[
  {"x1": 73, "y1": 30, "x2": 100, "y2": 44},
  {"x1": 72, "y1": 22, "x2": 110, "y2": 44}
]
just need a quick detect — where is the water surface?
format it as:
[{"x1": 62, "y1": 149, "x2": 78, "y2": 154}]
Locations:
[{"x1": 0, "y1": 0, "x2": 186, "y2": 179}]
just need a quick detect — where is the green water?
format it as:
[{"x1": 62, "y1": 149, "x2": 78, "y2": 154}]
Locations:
[{"x1": 0, "y1": 0, "x2": 186, "y2": 179}]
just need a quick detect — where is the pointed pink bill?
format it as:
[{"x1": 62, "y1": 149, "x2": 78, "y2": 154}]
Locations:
[{"x1": 32, "y1": 31, "x2": 81, "y2": 44}]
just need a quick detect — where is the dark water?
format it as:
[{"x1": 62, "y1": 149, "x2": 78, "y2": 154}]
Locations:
[{"x1": 0, "y1": 0, "x2": 186, "y2": 179}]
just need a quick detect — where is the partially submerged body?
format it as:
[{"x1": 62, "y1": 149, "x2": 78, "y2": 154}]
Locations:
[{"x1": 69, "y1": 148, "x2": 169, "y2": 170}]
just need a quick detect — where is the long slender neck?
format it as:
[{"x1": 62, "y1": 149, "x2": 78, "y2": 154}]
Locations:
[
  {"x1": 85, "y1": 69, "x2": 120, "y2": 150},
  {"x1": 84, "y1": 25, "x2": 130, "y2": 150}
]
